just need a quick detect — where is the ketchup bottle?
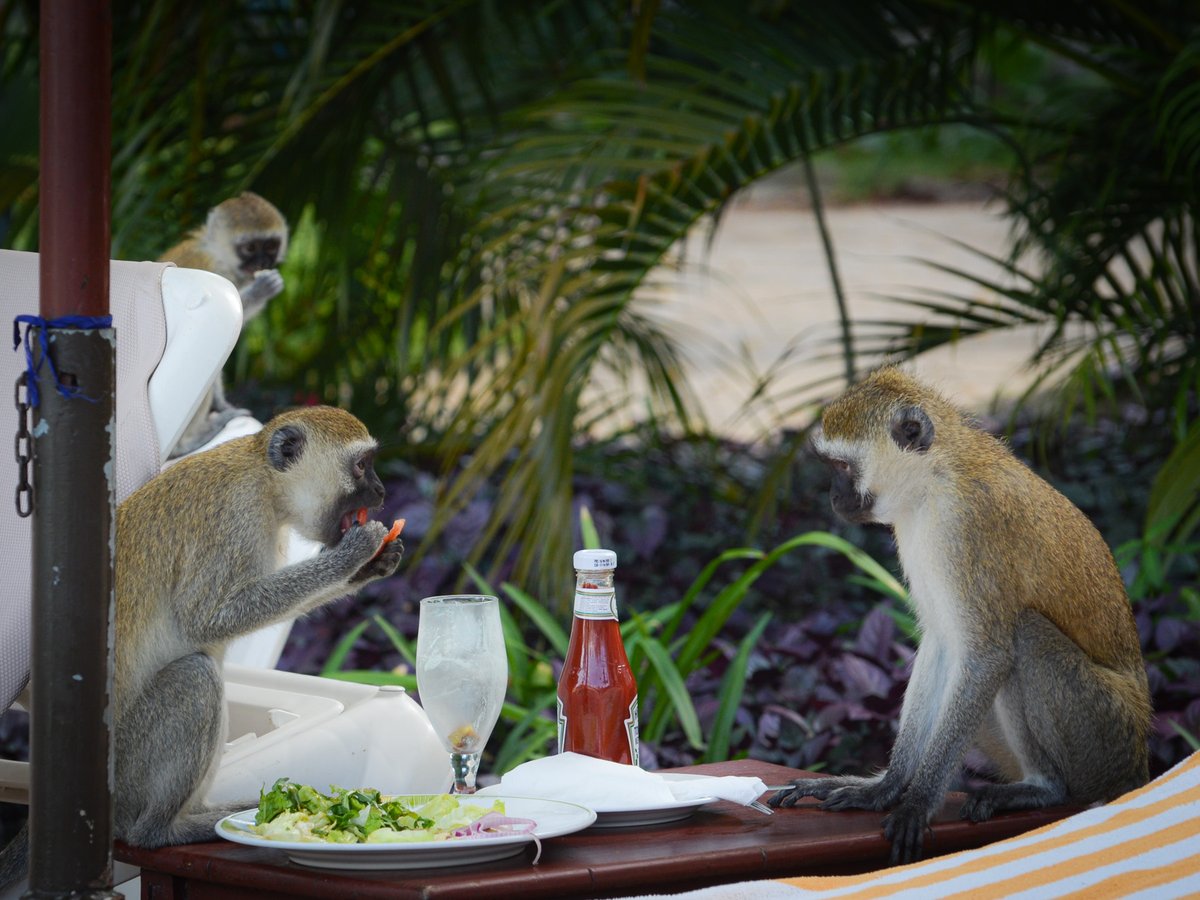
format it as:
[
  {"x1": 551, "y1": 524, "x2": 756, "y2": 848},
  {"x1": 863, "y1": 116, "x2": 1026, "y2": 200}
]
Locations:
[{"x1": 556, "y1": 549, "x2": 639, "y2": 765}]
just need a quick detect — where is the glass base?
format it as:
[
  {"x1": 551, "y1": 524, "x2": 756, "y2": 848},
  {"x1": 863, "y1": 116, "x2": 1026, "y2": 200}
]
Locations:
[{"x1": 449, "y1": 751, "x2": 481, "y2": 794}]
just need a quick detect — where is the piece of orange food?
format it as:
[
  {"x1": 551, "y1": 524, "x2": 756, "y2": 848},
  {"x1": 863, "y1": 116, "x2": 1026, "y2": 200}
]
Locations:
[
  {"x1": 371, "y1": 517, "x2": 405, "y2": 560},
  {"x1": 381, "y1": 518, "x2": 405, "y2": 545}
]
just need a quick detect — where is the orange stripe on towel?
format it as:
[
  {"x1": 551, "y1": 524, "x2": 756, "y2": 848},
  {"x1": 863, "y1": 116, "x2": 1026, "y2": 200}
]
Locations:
[
  {"x1": 966, "y1": 817, "x2": 1200, "y2": 900},
  {"x1": 1056, "y1": 847, "x2": 1200, "y2": 899},
  {"x1": 776, "y1": 752, "x2": 1200, "y2": 899}
]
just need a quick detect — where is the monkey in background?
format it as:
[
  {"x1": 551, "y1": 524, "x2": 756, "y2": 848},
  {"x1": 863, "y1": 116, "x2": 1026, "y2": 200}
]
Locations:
[
  {"x1": 160, "y1": 191, "x2": 288, "y2": 319},
  {"x1": 159, "y1": 192, "x2": 289, "y2": 456},
  {"x1": 771, "y1": 367, "x2": 1151, "y2": 864}
]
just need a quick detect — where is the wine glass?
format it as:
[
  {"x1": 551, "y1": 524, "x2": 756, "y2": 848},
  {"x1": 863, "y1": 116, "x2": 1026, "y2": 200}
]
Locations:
[{"x1": 416, "y1": 594, "x2": 508, "y2": 794}]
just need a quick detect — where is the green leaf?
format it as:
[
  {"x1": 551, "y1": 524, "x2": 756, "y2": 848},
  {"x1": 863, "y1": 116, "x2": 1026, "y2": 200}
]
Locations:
[
  {"x1": 493, "y1": 696, "x2": 558, "y2": 773},
  {"x1": 320, "y1": 619, "x2": 372, "y2": 676},
  {"x1": 502, "y1": 582, "x2": 570, "y2": 659},
  {"x1": 1146, "y1": 419, "x2": 1200, "y2": 550},
  {"x1": 638, "y1": 637, "x2": 704, "y2": 749},
  {"x1": 370, "y1": 614, "x2": 416, "y2": 668},
  {"x1": 323, "y1": 669, "x2": 416, "y2": 690},
  {"x1": 662, "y1": 548, "x2": 764, "y2": 645},
  {"x1": 704, "y1": 612, "x2": 771, "y2": 763},
  {"x1": 1168, "y1": 719, "x2": 1200, "y2": 753},
  {"x1": 579, "y1": 505, "x2": 602, "y2": 551},
  {"x1": 673, "y1": 531, "x2": 903, "y2": 678},
  {"x1": 882, "y1": 606, "x2": 920, "y2": 641}
]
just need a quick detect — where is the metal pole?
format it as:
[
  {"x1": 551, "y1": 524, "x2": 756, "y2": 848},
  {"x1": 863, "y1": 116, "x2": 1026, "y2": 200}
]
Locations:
[{"x1": 29, "y1": 1, "x2": 119, "y2": 897}]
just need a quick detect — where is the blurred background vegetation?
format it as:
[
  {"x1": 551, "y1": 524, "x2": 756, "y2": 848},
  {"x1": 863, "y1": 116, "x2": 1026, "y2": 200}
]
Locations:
[{"x1": 2, "y1": 0, "x2": 1198, "y2": 784}]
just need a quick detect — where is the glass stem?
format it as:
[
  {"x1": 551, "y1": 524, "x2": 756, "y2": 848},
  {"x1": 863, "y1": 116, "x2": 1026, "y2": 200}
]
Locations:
[{"x1": 449, "y1": 751, "x2": 481, "y2": 794}]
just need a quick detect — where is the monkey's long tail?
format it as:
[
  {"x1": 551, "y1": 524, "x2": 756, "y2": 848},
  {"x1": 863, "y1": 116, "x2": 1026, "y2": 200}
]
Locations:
[{"x1": 0, "y1": 821, "x2": 29, "y2": 892}]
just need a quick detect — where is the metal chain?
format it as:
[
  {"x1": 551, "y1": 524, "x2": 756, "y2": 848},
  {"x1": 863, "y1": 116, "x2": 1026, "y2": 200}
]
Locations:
[{"x1": 14, "y1": 372, "x2": 33, "y2": 517}]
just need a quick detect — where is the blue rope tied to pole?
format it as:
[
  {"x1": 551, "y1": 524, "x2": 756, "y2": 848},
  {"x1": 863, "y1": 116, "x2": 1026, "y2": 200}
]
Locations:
[{"x1": 12, "y1": 314, "x2": 113, "y2": 408}]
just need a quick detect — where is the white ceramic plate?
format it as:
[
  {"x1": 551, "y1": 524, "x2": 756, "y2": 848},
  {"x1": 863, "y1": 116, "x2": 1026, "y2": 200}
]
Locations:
[
  {"x1": 589, "y1": 774, "x2": 718, "y2": 827},
  {"x1": 216, "y1": 795, "x2": 596, "y2": 870}
]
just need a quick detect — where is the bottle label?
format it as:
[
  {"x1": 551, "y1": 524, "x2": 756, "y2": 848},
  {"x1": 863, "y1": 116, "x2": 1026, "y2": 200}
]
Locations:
[
  {"x1": 573, "y1": 586, "x2": 617, "y2": 620},
  {"x1": 556, "y1": 695, "x2": 566, "y2": 754},
  {"x1": 557, "y1": 694, "x2": 641, "y2": 765},
  {"x1": 625, "y1": 695, "x2": 640, "y2": 767}
]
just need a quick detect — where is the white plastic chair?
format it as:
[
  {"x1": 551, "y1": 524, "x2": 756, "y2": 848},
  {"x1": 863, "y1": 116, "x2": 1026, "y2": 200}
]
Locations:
[
  {"x1": 0, "y1": 249, "x2": 243, "y2": 799},
  {"x1": 0, "y1": 250, "x2": 241, "y2": 714}
]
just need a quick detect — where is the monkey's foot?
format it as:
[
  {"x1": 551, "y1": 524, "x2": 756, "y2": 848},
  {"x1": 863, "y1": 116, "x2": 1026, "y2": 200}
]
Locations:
[
  {"x1": 960, "y1": 779, "x2": 1066, "y2": 822},
  {"x1": 882, "y1": 803, "x2": 932, "y2": 864},
  {"x1": 169, "y1": 407, "x2": 255, "y2": 458},
  {"x1": 211, "y1": 405, "x2": 253, "y2": 423}
]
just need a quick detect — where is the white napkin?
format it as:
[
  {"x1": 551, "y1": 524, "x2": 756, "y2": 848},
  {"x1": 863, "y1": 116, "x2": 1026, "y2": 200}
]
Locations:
[{"x1": 477, "y1": 752, "x2": 768, "y2": 810}]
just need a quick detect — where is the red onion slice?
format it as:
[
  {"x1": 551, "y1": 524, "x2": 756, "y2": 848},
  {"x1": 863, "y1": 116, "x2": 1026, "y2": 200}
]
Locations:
[{"x1": 451, "y1": 813, "x2": 542, "y2": 864}]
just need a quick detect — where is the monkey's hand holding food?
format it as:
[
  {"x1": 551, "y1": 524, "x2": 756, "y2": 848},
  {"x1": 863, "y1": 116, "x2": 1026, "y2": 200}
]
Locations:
[
  {"x1": 328, "y1": 519, "x2": 394, "y2": 577},
  {"x1": 355, "y1": 509, "x2": 406, "y2": 559},
  {"x1": 249, "y1": 779, "x2": 536, "y2": 846},
  {"x1": 340, "y1": 510, "x2": 405, "y2": 585}
]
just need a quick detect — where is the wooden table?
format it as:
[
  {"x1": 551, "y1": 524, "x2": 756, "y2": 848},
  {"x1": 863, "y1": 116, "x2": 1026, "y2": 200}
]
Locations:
[{"x1": 116, "y1": 760, "x2": 1077, "y2": 899}]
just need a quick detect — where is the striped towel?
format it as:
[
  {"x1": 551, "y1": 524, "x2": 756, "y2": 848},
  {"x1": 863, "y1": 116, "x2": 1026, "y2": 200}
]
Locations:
[{"x1": 623, "y1": 751, "x2": 1200, "y2": 900}]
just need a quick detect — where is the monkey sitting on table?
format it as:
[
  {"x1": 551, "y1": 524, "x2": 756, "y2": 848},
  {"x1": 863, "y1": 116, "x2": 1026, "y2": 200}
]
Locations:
[
  {"x1": 112, "y1": 405, "x2": 402, "y2": 847},
  {"x1": 770, "y1": 367, "x2": 1151, "y2": 864},
  {"x1": 158, "y1": 191, "x2": 289, "y2": 457},
  {"x1": 0, "y1": 407, "x2": 402, "y2": 884}
]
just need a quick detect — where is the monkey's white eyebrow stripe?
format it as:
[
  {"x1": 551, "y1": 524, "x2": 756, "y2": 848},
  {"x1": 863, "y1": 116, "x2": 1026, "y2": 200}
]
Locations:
[{"x1": 810, "y1": 433, "x2": 856, "y2": 459}]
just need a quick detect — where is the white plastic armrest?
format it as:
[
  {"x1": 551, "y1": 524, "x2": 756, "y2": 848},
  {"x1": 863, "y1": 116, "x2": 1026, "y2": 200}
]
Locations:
[{"x1": 149, "y1": 267, "x2": 243, "y2": 462}]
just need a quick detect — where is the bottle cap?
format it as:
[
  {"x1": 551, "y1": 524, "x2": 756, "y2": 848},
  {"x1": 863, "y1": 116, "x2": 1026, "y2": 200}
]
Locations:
[{"x1": 573, "y1": 548, "x2": 617, "y2": 570}]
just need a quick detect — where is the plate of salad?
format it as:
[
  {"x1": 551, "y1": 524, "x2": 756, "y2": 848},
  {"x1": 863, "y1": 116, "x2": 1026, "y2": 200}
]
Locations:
[{"x1": 216, "y1": 778, "x2": 596, "y2": 870}]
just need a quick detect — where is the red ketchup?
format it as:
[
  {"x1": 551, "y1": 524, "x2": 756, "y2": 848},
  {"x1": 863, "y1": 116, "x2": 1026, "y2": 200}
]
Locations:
[{"x1": 556, "y1": 549, "x2": 639, "y2": 765}]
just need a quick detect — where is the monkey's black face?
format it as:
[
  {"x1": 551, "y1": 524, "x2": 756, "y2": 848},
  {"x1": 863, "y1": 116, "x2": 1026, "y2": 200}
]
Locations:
[
  {"x1": 822, "y1": 456, "x2": 877, "y2": 524},
  {"x1": 236, "y1": 236, "x2": 282, "y2": 274},
  {"x1": 328, "y1": 453, "x2": 386, "y2": 546},
  {"x1": 354, "y1": 455, "x2": 386, "y2": 511}
]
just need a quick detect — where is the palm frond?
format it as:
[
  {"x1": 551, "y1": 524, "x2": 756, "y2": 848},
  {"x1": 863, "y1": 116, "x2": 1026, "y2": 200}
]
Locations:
[
  {"x1": 9, "y1": 0, "x2": 1193, "y2": 601},
  {"x1": 417, "y1": 2, "x2": 991, "y2": 595}
]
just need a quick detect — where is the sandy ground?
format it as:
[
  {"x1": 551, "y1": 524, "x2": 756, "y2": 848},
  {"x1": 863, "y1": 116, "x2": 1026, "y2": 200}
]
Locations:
[{"x1": 627, "y1": 194, "x2": 1049, "y2": 439}]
